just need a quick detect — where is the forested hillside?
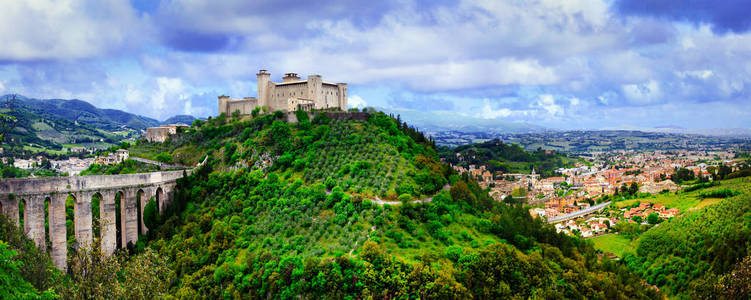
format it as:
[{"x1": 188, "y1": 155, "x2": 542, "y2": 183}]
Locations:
[
  {"x1": 127, "y1": 111, "x2": 658, "y2": 298},
  {"x1": 622, "y1": 177, "x2": 751, "y2": 298},
  {"x1": 438, "y1": 138, "x2": 582, "y2": 177}
]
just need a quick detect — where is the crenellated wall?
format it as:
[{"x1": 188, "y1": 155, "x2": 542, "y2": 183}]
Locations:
[{"x1": 0, "y1": 170, "x2": 188, "y2": 271}]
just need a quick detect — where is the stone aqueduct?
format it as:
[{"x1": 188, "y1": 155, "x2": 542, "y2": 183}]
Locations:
[{"x1": 0, "y1": 170, "x2": 189, "y2": 270}]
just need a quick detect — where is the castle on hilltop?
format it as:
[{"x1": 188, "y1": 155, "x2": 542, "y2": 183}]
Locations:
[{"x1": 218, "y1": 69, "x2": 348, "y2": 116}]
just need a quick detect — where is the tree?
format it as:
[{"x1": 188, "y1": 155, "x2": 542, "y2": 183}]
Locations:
[
  {"x1": 631, "y1": 215, "x2": 643, "y2": 223},
  {"x1": 629, "y1": 182, "x2": 638, "y2": 195},
  {"x1": 450, "y1": 180, "x2": 475, "y2": 205},
  {"x1": 0, "y1": 242, "x2": 56, "y2": 299},
  {"x1": 0, "y1": 95, "x2": 17, "y2": 143},
  {"x1": 57, "y1": 237, "x2": 125, "y2": 299},
  {"x1": 718, "y1": 255, "x2": 751, "y2": 299},
  {"x1": 155, "y1": 152, "x2": 173, "y2": 163},
  {"x1": 143, "y1": 197, "x2": 159, "y2": 231},
  {"x1": 59, "y1": 237, "x2": 173, "y2": 299},
  {"x1": 0, "y1": 215, "x2": 57, "y2": 292},
  {"x1": 646, "y1": 213, "x2": 660, "y2": 225},
  {"x1": 398, "y1": 193, "x2": 412, "y2": 205},
  {"x1": 121, "y1": 248, "x2": 174, "y2": 299},
  {"x1": 40, "y1": 158, "x2": 52, "y2": 169},
  {"x1": 295, "y1": 109, "x2": 310, "y2": 124}
]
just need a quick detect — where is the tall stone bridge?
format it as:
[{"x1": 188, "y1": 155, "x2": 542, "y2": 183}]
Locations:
[{"x1": 0, "y1": 170, "x2": 189, "y2": 271}]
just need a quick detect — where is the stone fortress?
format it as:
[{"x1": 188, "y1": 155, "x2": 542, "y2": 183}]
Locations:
[{"x1": 218, "y1": 69, "x2": 348, "y2": 116}]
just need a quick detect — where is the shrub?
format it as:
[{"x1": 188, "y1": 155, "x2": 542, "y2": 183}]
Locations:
[
  {"x1": 155, "y1": 152, "x2": 173, "y2": 163},
  {"x1": 699, "y1": 188, "x2": 740, "y2": 198}
]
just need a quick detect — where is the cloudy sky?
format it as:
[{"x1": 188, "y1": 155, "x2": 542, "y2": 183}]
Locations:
[{"x1": 1, "y1": 0, "x2": 750, "y2": 129}]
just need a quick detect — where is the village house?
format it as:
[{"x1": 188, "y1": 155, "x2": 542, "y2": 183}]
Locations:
[{"x1": 94, "y1": 149, "x2": 129, "y2": 165}]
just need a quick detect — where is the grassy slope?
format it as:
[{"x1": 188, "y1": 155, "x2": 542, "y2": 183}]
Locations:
[
  {"x1": 614, "y1": 179, "x2": 741, "y2": 212},
  {"x1": 591, "y1": 234, "x2": 637, "y2": 257},
  {"x1": 615, "y1": 192, "x2": 718, "y2": 212}
]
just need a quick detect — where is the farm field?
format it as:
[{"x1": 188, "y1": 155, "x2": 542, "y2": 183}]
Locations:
[{"x1": 590, "y1": 233, "x2": 637, "y2": 257}]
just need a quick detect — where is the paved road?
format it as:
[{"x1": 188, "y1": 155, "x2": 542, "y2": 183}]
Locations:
[
  {"x1": 547, "y1": 201, "x2": 612, "y2": 223},
  {"x1": 130, "y1": 156, "x2": 188, "y2": 170}
]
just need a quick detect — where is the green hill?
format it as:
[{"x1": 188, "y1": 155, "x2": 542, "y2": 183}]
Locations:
[
  {"x1": 617, "y1": 177, "x2": 751, "y2": 298},
  {"x1": 10, "y1": 94, "x2": 161, "y2": 131},
  {"x1": 125, "y1": 111, "x2": 657, "y2": 298},
  {"x1": 3, "y1": 100, "x2": 124, "y2": 154},
  {"x1": 438, "y1": 138, "x2": 583, "y2": 177}
]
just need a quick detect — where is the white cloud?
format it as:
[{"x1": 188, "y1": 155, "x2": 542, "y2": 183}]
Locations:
[
  {"x1": 348, "y1": 95, "x2": 368, "y2": 109},
  {"x1": 150, "y1": 77, "x2": 186, "y2": 117},
  {"x1": 0, "y1": 0, "x2": 749, "y2": 129},
  {"x1": 0, "y1": 81, "x2": 5, "y2": 94},
  {"x1": 0, "y1": 0, "x2": 149, "y2": 61},
  {"x1": 532, "y1": 94, "x2": 564, "y2": 116},
  {"x1": 621, "y1": 80, "x2": 662, "y2": 104},
  {"x1": 479, "y1": 99, "x2": 512, "y2": 119},
  {"x1": 124, "y1": 86, "x2": 144, "y2": 105},
  {"x1": 676, "y1": 70, "x2": 713, "y2": 79}
]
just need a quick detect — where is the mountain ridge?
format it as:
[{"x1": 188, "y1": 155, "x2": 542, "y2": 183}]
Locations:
[{"x1": 3, "y1": 94, "x2": 195, "y2": 131}]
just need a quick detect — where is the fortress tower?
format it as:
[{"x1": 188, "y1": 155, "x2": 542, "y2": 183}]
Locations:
[
  {"x1": 256, "y1": 69, "x2": 270, "y2": 108},
  {"x1": 219, "y1": 69, "x2": 348, "y2": 116}
]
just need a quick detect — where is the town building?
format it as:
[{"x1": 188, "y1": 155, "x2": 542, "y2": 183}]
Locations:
[
  {"x1": 94, "y1": 149, "x2": 129, "y2": 165},
  {"x1": 218, "y1": 69, "x2": 348, "y2": 116}
]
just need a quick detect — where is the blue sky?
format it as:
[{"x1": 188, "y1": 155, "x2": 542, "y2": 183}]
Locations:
[{"x1": 0, "y1": 0, "x2": 750, "y2": 129}]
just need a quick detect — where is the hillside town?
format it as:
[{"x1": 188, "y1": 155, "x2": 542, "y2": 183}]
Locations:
[{"x1": 449, "y1": 149, "x2": 746, "y2": 226}]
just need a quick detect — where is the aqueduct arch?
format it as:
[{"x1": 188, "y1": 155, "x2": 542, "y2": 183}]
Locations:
[{"x1": 0, "y1": 170, "x2": 188, "y2": 271}]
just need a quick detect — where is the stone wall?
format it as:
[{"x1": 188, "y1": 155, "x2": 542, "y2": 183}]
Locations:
[{"x1": 284, "y1": 111, "x2": 370, "y2": 124}]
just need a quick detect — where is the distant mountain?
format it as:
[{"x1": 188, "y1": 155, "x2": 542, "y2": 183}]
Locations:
[
  {"x1": 654, "y1": 125, "x2": 685, "y2": 130},
  {"x1": 603, "y1": 125, "x2": 751, "y2": 137},
  {"x1": 377, "y1": 107, "x2": 545, "y2": 133},
  {"x1": 162, "y1": 114, "x2": 196, "y2": 125},
  {"x1": 10, "y1": 95, "x2": 160, "y2": 131},
  {"x1": 5, "y1": 94, "x2": 196, "y2": 130},
  {"x1": 1, "y1": 94, "x2": 197, "y2": 154}
]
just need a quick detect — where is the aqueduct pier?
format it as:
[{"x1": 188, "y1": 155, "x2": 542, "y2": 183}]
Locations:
[{"x1": 0, "y1": 170, "x2": 189, "y2": 271}]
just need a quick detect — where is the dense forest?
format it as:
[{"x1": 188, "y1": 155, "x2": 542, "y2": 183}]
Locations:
[
  {"x1": 622, "y1": 177, "x2": 751, "y2": 298},
  {"x1": 438, "y1": 139, "x2": 582, "y2": 177},
  {"x1": 3, "y1": 111, "x2": 660, "y2": 298}
]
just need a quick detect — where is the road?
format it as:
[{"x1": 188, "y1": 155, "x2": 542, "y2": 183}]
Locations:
[
  {"x1": 546, "y1": 201, "x2": 612, "y2": 224},
  {"x1": 130, "y1": 156, "x2": 188, "y2": 170}
]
